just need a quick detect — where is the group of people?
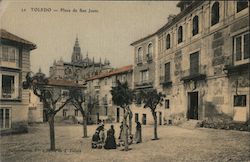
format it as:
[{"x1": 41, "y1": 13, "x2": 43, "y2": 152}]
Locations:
[{"x1": 91, "y1": 121, "x2": 142, "y2": 149}]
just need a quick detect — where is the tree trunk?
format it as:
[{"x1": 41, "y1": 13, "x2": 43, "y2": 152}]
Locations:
[
  {"x1": 123, "y1": 114, "x2": 129, "y2": 151},
  {"x1": 128, "y1": 113, "x2": 132, "y2": 136},
  {"x1": 153, "y1": 112, "x2": 158, "y2": 140},
  {"x1": 48, "y1": 114, "x2": 56, "y2": 151},
  {"x1": 83, "y1": 114, "x2": 88, "y2": 138}
]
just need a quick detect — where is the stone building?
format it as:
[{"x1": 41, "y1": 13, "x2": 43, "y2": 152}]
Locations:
[
  {"x1": 0, "y1": 29, "x2": 36, "y2": 134},
  {"x1": 131, "y1": 0, "x2": 249, "y2": 125},
  {"x1": 131, "y1": 35, "x2": 165, "y2": 125},
  {"x1": 85, "y1": 65, "x2": 133, "y2": 124},
  {"x1": 49, "y1": 37, "x2": 112, "y2": 82}
]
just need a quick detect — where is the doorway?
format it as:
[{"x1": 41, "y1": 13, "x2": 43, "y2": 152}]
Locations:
[
  {"x1": 159, "y1": 112, "x2": 162, "y2": 125},
  {"x1": 188, "y1": 92, "x2": 198, "y2": 120},
  {"x1": 116, "y1": 108, "x2": 120, "y2": 123},
  {"x1": 135, "y1": 113, "x2": 139, "y2": 122},
  {"x1": 142, "y1": 114, "x2": 147, "y2": 125}
]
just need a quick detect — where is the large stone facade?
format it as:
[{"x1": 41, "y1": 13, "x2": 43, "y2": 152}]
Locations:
[
  {"x1": 131, "y1": 1, "x2": 249, "y2": 125},
  {"x1": 0, "y1": 29, "x2": 36, "y2": 134}
]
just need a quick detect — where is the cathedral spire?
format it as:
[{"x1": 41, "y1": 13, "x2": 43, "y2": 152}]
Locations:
[{"x1": 71, "y1": 36, "x2": 82, "y2": 63}]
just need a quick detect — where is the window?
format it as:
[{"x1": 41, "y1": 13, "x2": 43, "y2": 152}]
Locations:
[
  {"x1": 234, "y1": 32, "x2": 249, "y2": 64},
  {"x1": 190, "y1": 52, "x2": 199, "y2": 75},
  {"x1": 0, "y1": 108, "x2": 11, "y2": 129},
  {"x1": 63, "y1": 109, "x2": 67, "y2": 117},
  {"x1": 0, "y1": 45, "x2": 18, "y2": 62},
  {"x1": 211, "y1": 2, "x2": 220, "y2": 26},
  {"x1": 147, "y1": 43, "x2": 153, "y2": 61},
  {"x1": 234, "y1": 95, "x2": 246, "y2": 107},
  {"x1": 75, "y1": 110, "x2": 78, "y2": 116},
  {"x1": 142, "y1": 114, "x2": 147, "y2": 125},
  {"x1": 164, "y1": 62, "x2": 171, "y2": 81},
  {"x1": 137, "y1": 47, "x2": 143, "y2": 64},
  {"x1": 140, "y1": 70, "x2": 149, "y2": 83},
  {"x1": 165, "y1": 99, "x2": 170, "y2": 109},
  {"x1": 1, "y1": 74, "x2": 19, "y2": 99},
  {"x1": 105, "y1": 106, "x2": 108, "y2": 116},
  {"x1": 104, "y1": 94, "x2": 108, "y2": 105},
  {"x1": 61, "y1": 90, "x2": 69, "y2": 97},
  {"x1": 166, "y1": 34, "x2": 171, "y2": 49},
  {"x1": 135, "y1": 113, "x2": 139, "y2": 122},
  {"x1": 178, "y1": 26, "x2": 183, "y2": 44},
  {"x1": 237, "y1": 0, "x2": 248, "y2": 13},
  {"x1": 192, "y1": 16, "x2": 199, "y2": 36}
]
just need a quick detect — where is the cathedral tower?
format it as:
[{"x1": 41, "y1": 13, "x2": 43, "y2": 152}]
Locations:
[{"x1": 71, "y1": 36, "x2": 83, "y2": 63}]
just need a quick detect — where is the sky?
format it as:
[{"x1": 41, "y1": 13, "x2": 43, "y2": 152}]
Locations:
[{"x1": 0, "y1": 0, "x2": 179, "y2": 75}]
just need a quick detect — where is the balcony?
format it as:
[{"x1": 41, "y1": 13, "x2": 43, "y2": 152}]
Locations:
[
  {"x1": 134, "y1": 80, "x2": 153, "y2": 89},
  {"x1": 180, "y1": 65, "x2": 207, "y2": 83},
  {"x1": 94, "y1": 85, "x2": 100, "y2": 90},
  {"x1": 223, "y1": 63, "x2": 250, "y2": 76},
  {"x1": 1, "y1": 88, "x2": 19, "y2": 101},
  {"x1": 146, "y1": 53, "x2": 153, "y2": 63},
  {"x1": 136, "y1": 59, "x2": 143, "y2": 65},
  {"x1": 159, "y1": 76, "x2": 172, "y2": 87}
]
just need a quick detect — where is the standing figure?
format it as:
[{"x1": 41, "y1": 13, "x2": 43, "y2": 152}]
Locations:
[
  {"x1": 104, "y1": 125, "x2": 117, "y2": 149},
  {"x1": 118, "y1": 122, "x2": 123, "y2": 140},
  {"x1": 99, "y1": 125, "x2": 106, "y2": 145},
  {"x1": 91, "y1": 130, "x2": 101, "y2": 149},
  {"x1": 135, "y1": 121, "x2": 142, "y2": 143}
]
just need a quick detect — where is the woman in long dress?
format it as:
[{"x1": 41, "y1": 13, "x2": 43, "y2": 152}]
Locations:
[
  {"x1": 104, "y1": 125, "x2": 117, "y2": 149},
  {"x1": 135, "y1": 121, "x2": 142, "y2": 143}
]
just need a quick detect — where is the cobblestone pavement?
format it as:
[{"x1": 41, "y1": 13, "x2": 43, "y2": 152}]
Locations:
[{"x1": 0, "y1": 123, "x2": 250, "y2": 162}]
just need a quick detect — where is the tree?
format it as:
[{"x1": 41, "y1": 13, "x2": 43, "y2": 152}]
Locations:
[
  {"x1": 23, "y1": 71, "x2": 72, "y2": 151},
  {"x1": 70, "y1": 88, "x2": 97, "y2": 138},
  {"x1": 139, "y1": 89, "x2": 165, "y2": 140},
  {"x1": 110, "y1": 80, "x2": 134, "y2": 151}
]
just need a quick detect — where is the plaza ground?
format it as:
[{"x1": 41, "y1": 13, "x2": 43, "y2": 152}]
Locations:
[{"x1": 0, "y1": 123, "x2": 250, "y2": 162}]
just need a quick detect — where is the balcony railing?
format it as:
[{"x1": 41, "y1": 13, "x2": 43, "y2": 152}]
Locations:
[
  {"x1": 1, "y1": 87, "x2": 15, "y2": 99},
  {"x1": 180, "y1": 65, "x2": 207, "y2": 83},
  {"x1": 136, "y1": 58, "x2": 143, "y2": 65},
  {"x1": 134, "y1": 80, "x2": 153, "y2": 89},
  {"x1": 223, "y1": 63, "x2": 250, "y2": 76},
  {"x1": 94, "y1": 85, "x2": 100, "y2": 90},
  {"x1": 146, "y1": 53, "x2": 153, "y2": 63},
  {"x1": 159, "y1": 76, "x2": 172, "y2": 87}
]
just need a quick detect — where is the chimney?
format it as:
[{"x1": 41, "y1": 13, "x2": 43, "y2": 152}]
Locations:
[{"x1": 168, "y1": 14, "x2": 176, "y2": 22}]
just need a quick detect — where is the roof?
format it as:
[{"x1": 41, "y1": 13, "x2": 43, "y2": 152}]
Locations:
[
  {"x1": 130, "y1": 1, "x2": 204, "y2": 45},
  {"x1": 0, "y1": 29, "x2": 36, "y2": 50},
  {"x1": 47, "y1": 79, "x2": 85, "y2": 88},
  {"x1": 130, "y1": 33, "x2": 157, "y2": 46},
  {"x1": 86, "y1": 65, "x2": 133, "y2": 81},
  {"x1": 156, "y1": 1, "x2": 204, "y2": 34}
]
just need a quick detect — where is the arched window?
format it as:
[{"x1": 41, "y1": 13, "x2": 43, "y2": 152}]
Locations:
[
  {"x1": 166, "y1": 34, "x2": 171, "y2": 49},
  {"x1": 192, "y1": 16, "x2": 199, "y2": 36},
  {"x1": 148, "y1": 43, "x2": 153, "y2": 54},
  {"x1": 178, "y1": 26, "x2": 183, "y2": 44},
  {"x1": 237, "y1": 0, "x2": 248, "y2": 13},
  {"x1": 211, "y1": 2, "x2": 220, "y2": 26},
  {"x1": 137, "y1": 47, "x2": 143, "y2": 63},
  {"x1": 147, "y1": 43, "x2": 153, "y2": 61}
]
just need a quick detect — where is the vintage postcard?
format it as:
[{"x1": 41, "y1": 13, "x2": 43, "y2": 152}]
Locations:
[{"x1": 0, "y1": 0, "x2": 249, "y2": 162}]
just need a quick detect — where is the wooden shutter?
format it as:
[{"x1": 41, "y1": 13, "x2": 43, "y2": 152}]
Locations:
[{"x1": 190, "y1": 52, "x2": 199, "y2": 75}]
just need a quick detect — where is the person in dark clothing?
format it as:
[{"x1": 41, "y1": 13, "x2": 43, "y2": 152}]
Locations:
[
  {"x1": 135, "y1": 121, "x2": 142, "y2": 143},
  {"x1": 92, "y1": 131, "x2": 101, "y2": 148},
  {"x1": 96, "y1": 124, "x2": 104, "y2": 132},
  {"x1": 104, "y1": 125, "x2": 117, "y2": 149}
]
